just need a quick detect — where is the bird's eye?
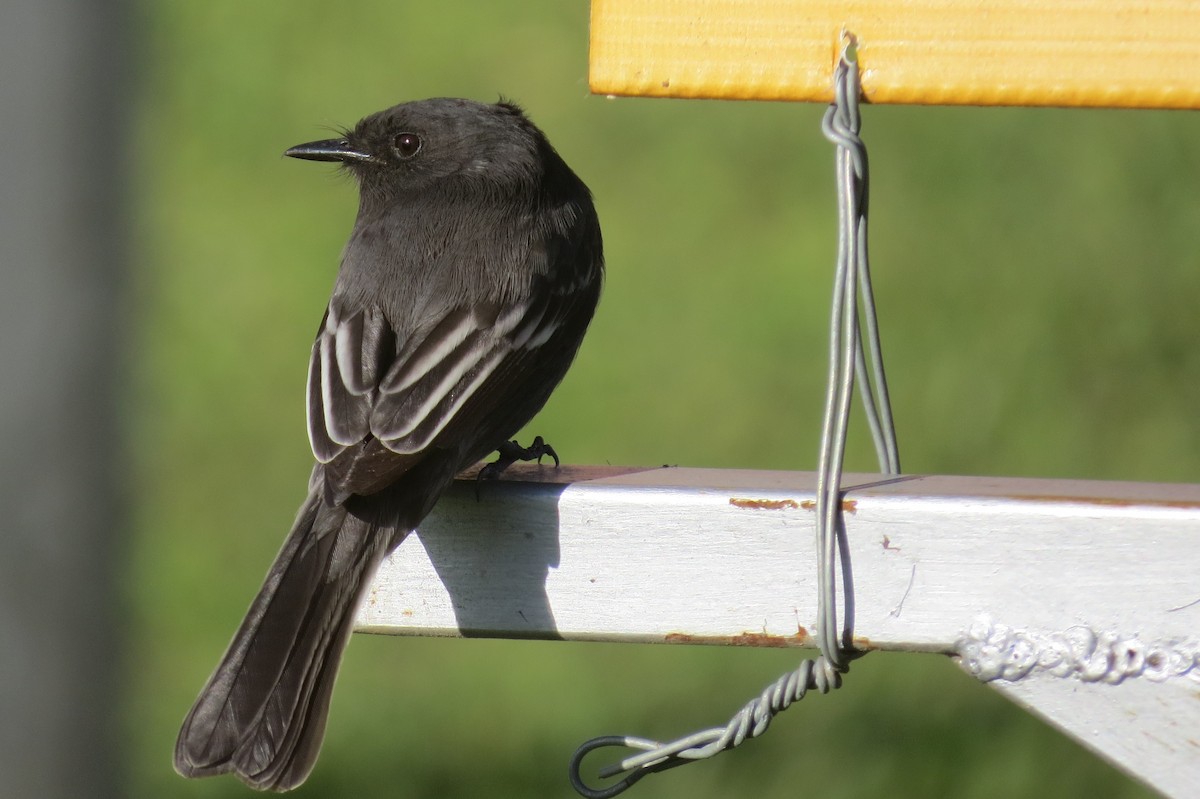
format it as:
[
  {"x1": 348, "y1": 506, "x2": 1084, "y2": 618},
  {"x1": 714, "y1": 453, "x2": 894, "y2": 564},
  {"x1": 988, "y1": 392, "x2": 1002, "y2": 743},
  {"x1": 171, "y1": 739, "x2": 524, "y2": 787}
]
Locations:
[{"x1": 393, "y1": 133, "x2": 422, "y2": 159}]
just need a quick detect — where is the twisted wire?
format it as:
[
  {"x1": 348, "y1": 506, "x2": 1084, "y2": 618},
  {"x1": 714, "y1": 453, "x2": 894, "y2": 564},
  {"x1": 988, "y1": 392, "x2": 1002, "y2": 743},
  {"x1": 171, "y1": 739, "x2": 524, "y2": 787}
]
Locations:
[{"x1": 569, "y1": 33, "x2": 899, "y2": 798}]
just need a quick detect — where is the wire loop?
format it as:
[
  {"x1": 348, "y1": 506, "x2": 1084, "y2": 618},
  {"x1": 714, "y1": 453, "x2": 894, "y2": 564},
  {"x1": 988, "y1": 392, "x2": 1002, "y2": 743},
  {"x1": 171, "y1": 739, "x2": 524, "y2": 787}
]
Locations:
[{"x1": 568, "y1": 32, "x2": 898, "y2": 797}]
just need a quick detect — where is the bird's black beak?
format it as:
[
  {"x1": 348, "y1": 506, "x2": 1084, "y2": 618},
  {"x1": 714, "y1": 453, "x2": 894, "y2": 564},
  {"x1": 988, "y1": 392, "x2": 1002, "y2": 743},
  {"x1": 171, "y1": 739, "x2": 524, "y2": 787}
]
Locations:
[{"x1": 284, "y1": 138, "x2": 376, "y2": 164}]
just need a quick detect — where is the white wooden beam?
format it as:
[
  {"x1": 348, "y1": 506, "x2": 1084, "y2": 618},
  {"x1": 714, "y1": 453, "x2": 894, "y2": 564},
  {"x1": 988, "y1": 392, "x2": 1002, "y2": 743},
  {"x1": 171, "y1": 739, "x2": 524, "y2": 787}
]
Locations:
[{"x1": 357, "y1": 464, "x2": 1200, "y2": 798}]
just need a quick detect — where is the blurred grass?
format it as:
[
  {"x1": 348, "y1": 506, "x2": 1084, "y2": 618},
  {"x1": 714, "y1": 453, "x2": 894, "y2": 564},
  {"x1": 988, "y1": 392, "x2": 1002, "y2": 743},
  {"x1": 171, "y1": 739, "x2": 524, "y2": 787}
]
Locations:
[{"x1": 126, "y1": 2, "x2": 1199, "y2": 797}]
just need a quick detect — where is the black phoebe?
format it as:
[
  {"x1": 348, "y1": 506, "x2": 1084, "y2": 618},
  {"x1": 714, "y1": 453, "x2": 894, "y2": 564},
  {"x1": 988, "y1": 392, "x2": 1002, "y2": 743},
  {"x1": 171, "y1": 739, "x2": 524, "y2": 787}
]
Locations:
[{"x1": 174, "y1": 98, "x2": 603, "y2": 791}]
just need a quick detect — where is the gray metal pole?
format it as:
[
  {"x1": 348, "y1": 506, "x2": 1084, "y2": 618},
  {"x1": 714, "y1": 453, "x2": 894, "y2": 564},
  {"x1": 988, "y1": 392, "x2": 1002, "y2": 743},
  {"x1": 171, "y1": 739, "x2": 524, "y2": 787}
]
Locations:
[{"x1": 0, "y1": 1, "x2": 128, "y2": 796}]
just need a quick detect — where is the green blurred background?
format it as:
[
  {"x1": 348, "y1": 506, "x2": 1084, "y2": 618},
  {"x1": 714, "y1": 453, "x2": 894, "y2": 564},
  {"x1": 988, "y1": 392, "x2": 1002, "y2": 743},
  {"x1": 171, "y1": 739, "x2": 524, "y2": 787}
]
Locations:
[{"x1": 126, "y1": 2, "x2": 1199, "y2": 797}]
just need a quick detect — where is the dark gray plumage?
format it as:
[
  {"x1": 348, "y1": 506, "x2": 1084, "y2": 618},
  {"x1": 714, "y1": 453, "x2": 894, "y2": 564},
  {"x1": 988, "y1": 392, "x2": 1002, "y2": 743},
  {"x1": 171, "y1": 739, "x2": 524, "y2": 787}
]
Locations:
[{"x1": 174, "y1": 98, "x2": 603, "y2": 791}]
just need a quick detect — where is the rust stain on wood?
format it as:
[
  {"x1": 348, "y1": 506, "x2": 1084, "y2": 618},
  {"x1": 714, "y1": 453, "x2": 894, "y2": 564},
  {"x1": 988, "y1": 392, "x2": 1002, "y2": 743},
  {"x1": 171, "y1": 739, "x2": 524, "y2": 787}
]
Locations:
[
  {"x1": 665, "y1": 629, "x2": 809, "y2": 648},
  {"x1": 799, "y1": 499, "x2": 858, "y2": 513},
  {"x1": 730, "y1": 631, "x2": 791, "y2": 648},
  {"x1": 729, "y1": 497, "x2": 800, "y2": 510}
]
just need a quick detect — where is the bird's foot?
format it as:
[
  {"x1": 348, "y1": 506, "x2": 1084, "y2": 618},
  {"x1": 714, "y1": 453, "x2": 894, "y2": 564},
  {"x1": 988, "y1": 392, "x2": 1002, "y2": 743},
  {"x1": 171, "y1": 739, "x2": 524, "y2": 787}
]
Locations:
[{"x1": 477, "y1": 436, "x2": 560, "y2": 484}]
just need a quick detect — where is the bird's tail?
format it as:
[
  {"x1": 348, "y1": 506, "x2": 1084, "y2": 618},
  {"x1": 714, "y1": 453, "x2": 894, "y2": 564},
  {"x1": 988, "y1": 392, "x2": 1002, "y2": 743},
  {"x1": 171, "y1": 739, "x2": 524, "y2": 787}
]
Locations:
[{"x1": 174, "y1": 485, "x2": 392, "y2": 791}]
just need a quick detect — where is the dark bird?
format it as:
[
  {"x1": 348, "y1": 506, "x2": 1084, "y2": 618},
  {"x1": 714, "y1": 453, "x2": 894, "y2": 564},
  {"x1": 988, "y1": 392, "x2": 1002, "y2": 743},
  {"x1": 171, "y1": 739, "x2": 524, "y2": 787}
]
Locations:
[{"x1": 174, "y1": 98, "x2": 603, "y2": 791}]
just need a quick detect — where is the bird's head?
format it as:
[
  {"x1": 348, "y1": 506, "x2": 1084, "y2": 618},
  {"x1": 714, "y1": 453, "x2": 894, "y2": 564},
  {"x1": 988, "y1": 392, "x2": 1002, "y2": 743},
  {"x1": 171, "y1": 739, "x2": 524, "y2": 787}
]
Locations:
[{"x1": 285, "y1": 98, "x2": 547, "y2": 200}]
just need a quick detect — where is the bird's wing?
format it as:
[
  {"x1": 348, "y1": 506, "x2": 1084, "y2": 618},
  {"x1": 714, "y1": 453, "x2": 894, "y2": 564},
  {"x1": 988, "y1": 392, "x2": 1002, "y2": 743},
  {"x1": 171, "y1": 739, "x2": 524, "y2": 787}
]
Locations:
[{"x1": 306, "y1": 272, "x2": 595, "y2": 500}]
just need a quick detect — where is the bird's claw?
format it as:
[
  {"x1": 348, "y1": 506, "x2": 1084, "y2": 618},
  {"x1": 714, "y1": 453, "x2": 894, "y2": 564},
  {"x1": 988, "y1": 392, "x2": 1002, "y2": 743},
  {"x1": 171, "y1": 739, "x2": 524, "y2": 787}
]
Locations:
[{"x1": 475, "y1": 436, "x2": 560, "y2": 497}]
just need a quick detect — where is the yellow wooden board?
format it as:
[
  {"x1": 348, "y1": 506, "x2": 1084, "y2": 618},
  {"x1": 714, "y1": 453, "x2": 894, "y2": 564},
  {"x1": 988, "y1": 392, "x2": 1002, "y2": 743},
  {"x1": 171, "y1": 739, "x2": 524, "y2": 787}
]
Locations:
[{"x1": 589, "y1": 0, "x2": 1200, "y2": 109}]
